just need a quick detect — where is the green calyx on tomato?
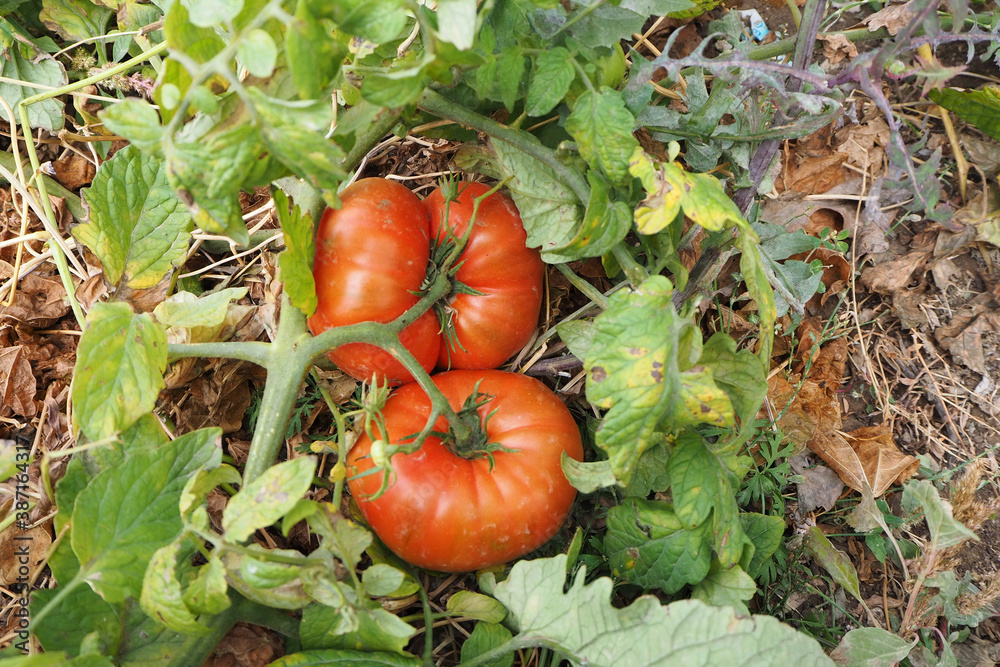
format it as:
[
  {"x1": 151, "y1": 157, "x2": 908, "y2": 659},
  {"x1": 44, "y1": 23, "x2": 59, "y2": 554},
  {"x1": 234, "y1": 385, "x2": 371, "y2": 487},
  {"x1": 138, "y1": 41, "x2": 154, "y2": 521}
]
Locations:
[
  {"x1": 347, "y1": 370, "x2": 583, "y2": 573},
  {"x1": 429, "y1": 381, "x2": 514, "y2": 469}
]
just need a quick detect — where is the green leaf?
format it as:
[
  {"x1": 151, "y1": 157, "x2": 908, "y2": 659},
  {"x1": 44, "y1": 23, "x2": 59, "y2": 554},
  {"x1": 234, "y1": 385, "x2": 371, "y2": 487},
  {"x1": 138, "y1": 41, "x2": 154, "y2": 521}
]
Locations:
[
  {"x1": 436, "y1": 0, "x2": 477, "y2": 49},
  {"x1": 71, "y1": 303, "x2": 168, "y2": 441},
  {"x1": 40, "y1": 0, "x2": 113, "y2": 41},
  {"x1": 484, "y1": 139, "x2": 585, "y2": 263},
  {"x1": 926, "y1": 570, "x2": 997, "y2": 626},
  {"x1": 268, "y1": 649, "x2": 421, "y2": 666},
  {"x1": 496, "y1": 47, "x2": 525, "y2": 111},
  {"x1": 99, "y1": 99, "x2": 163, "y2": 155},
  {"x1": 565, "y1": 89, "x2": 639, "y2": 185},
  {"x1": 238, "y1": 28, "x2": 278, "y2": 78},
  {"x1": 308, "y1": 513, "x2": 372, "y2": 571},
  {"x1": 739, "y1": 513, "x2": 784, "y2": 580},
  {"x1": 736, "y1": 229, "x2": 776, "y2": 369},
  {"x1": 246, "y1": 89, "x2": 347, "y2": 193},
  {"x1": 82, "y1": 413, "x2": 172, "y2": 475},
  {"x1": 556, "y1": 320, "x2": 594, "y2": 361},
  {"x1": 182, "y1": 553, "x2": 230, "y2": 615},
  {"x1": 153, "y1": 287, "x2": 248, "y2": 331},
  {"x1": 493, "y1": 554, "x2": 834, "y2": 666},
  {"x1": 140, "y1": 540, "x2": 210, "y2": 635},
  {"x1": 361, "y1": 68, "x2": 429, "y2": 108},
  {"x1": 71, "y1": 428, "x2": 222, "y2": 602},
  {"x1": 223, "y1": 456, "x2": 316, "y2": 542},
  {"x1": 928, "y1": 87, "x2": 1000, "y2": 141},
  {"x1": 803, "y1": 526, "x2": 863, "y2": 605},
  {"x1": 76, "y1": 146, "x2": 193, "y2": 288},
  {"x1": 53, "y1": 458, "x2": 89, "y2": 535},
  {"x1": 625, "y1": 440, "x2": 672, "y2": 497},
  {"x1": 547, "y1": 0, "x2": 696, "y2": 46},
  {"x1": 526, "y1": 47, "x2": 575, "y2": 116},
  {"x1": 275, "y1": 190, "x2": 317, "y2": 316},
  {"x1": 561, "y1": 453, "x2": 618, "y2": 492},
  {"x1": 165, "y1": 1, "x2": 224, "y2": 62},
  {"x1": 690, "y1": 560, "x2": 755, "y2": 614},
  {"x1": 309, "y1": 0, "x2": 408, "y2": 43},
  {"x1": 700, "y1": 333, "x2": 767, "y2": 453},
  {"x1": 460, "y1": 622, "x2": 514, "y2": 667},
  {"x1": 0, "y1": 49, "x2": 67, "y2": 131},
  {"x1": 222, "y1": 547, "x2": 312, "y2": 610},
  {"x1": 666, "y1": 431, "x2": 748, "y2": 565},
  {"x1": 287, "y1": 3, "x2": 345, "y2": 99},
  {"x1": 830, "y1": 627, "x2": 916, "y2": 666},
  {"x1": 179, "y1": 465, "x2": 242, "y2": 522},
  {"x1": 445, "y1": 591, "x2": 507, "y2": 623},
  {"x1": 584, "y1": 275, "x2": 681, "y2": 483},
  {"x1": 166, "y1": 122, "x2": 273, "y2": 246},
  {"x1": 182, "y1": 0, "x2": 244, "y2": 27},
  {"x1": 548, "y1": 171, "x2": 631, "y2": 260},
  {"x1": 115, "y1": 600, "x2": 191, "y2": 665},
  {"x1": 362, "y1": 564, "x2": 405, "y2": 597},
  {"x1": 604, "y1": 498, "x2": 712, "y2": 593},
  {"x1": 902, "y1": 480, "x2": 979, "y2": 550},
  {"x1": 300, "y1": 604, "x2": 417, "y2": 654},
  {"x1": 31, "y1": 552, "x2": 122, "y2": 657}
]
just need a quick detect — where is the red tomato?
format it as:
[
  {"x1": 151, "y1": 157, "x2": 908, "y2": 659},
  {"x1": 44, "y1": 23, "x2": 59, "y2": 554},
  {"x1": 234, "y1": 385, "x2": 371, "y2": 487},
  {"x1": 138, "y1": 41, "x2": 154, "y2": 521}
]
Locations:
[
  {"x1": 424, "y1": 182, "x2": 544, "y2": 370},
  {"x1": 308, "y1": 178, "x2": 440, "y2": 385},
  {"x1": 347, "y1": 370, "x2": 582, "y2": 572}
]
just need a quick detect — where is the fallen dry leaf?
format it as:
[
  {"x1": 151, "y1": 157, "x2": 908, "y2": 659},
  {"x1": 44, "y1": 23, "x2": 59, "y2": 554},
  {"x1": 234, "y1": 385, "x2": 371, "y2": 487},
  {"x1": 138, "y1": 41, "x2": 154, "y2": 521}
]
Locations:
[
  {"x1": 790, "y1": 454, "x2": 846, "y2": 513},
  {"x1": 860, "y1": 250, "x2": 931, "y2": 294},
  {"x1": 811, "y1": 424, "x2": 919, "y2": 496},
  {"x1": 834, "y1": 116, "x2": 890, "y2": 176},
  {"x1": 202, "y1": 622, "x2": 284, "y2": 667},
  {"x1": 51, "y1": 153, "x2": 96, "y2": 191},
  {"x1": 779, "y1": 152, "x2": 849, "y2": 194},
  {"x1": 863, "y1": 1, "x2": 916, "y2": 35},
  {"x1": 0, "y1": 262, "x2": 70, "y2": 328},
  {"x1": 937, "y1": 308, "x2": 1000, "y2": 374},
  {"x1": 0, "y1": 346, "x2": 37, "y2": 418},
  {"x1": 0, "y1": 522, "x2": 51, "y2": 586},
  {"x1": 766, "y1": 336, "x2": 916, "y2": 497},
  {"x1": 820, "y1": 33, "x2": 858, "y2": 64}
]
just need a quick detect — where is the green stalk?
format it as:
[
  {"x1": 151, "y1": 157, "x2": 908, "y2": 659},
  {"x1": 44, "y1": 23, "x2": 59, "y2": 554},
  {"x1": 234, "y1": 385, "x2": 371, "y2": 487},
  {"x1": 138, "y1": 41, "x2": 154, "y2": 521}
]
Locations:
[
  {"x1": 556, "y1": 264, "x2": 608, "y2": 309},
  {"x1": 242, "y1": 294, "x2": 313, "y2": 483}
]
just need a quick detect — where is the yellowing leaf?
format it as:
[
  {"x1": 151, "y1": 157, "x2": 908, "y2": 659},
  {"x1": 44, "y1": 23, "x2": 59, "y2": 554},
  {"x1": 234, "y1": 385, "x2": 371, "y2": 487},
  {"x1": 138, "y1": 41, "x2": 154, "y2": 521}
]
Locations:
[{"x1": 630, "y1": 148, "x2": 744, "y2": 234}]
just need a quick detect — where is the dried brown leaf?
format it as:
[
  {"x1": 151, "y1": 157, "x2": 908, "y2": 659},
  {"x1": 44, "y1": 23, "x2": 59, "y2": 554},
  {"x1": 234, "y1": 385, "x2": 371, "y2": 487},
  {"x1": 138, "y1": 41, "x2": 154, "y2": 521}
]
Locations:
[
  {"x1": 860, "y1": 250, "x2": 931, "y2": 294},
  {"x1": 0, "y1": 522, "x2": 51, "y2": 586},
  {"x1": 820, "y1": 34, "x2": 858, "y2": 64},
  {"x1": 834, "y1": 117, "x2": 890, "y2": 175},
  {"x1": 0, "y1": 346, "x2": 36, "y2": 418},
  {"x1": 810, "y1": 424, "x2": 918, "y2": 496},
  {"x1": 779, "y1": 153, "x2": 849, "y2": 194},
  {"x1": 52, "y1": 153, "x2": 96, "y2": 191},
  {"x1": 862, "y1": 1, "x2": 917, "y2": 35},
  {"x1": 0, "y1": 262, "x2": 70, "y2": 328},
  {"x1": 790, "y1": 454, "x2": 846, "y2": 513}
]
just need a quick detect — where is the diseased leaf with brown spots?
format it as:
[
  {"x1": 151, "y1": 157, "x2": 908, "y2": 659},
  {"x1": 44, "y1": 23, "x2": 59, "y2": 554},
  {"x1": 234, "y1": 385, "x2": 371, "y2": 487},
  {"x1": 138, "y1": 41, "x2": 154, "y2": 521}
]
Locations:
[{"x1": 585, "y1": 276, "x2": 734, "y2": 484}]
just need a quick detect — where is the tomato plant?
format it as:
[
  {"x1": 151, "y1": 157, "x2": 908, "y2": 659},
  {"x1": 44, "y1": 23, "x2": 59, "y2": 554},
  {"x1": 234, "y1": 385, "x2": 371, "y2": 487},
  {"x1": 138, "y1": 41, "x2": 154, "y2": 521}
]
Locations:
[
  {"x1": 307, "y1": 178, "x2": 441, "y2": 385},
  {"x1": 347, "y1": 370, "x2": 583, "y2": 572},
  {"x1": 425, "y1": 181, "x2": 544, "y2": 370}
]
